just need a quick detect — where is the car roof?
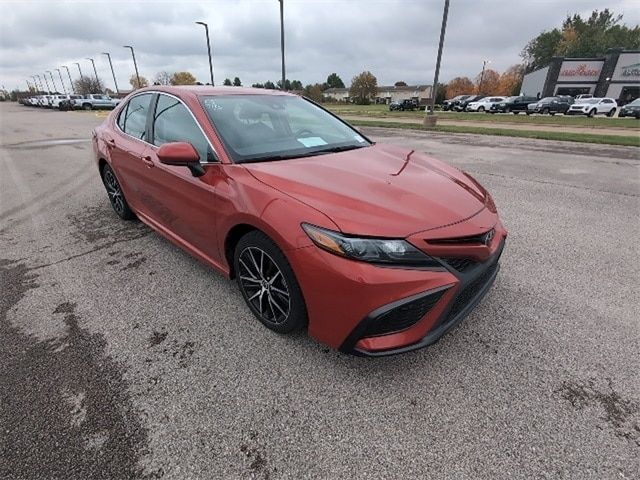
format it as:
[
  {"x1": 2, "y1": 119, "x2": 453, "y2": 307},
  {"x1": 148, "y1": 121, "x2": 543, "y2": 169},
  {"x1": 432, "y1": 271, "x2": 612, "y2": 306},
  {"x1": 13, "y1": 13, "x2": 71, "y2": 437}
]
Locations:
[{"x1": 133, "y1": 85, "x2": 294, "y2": 100}]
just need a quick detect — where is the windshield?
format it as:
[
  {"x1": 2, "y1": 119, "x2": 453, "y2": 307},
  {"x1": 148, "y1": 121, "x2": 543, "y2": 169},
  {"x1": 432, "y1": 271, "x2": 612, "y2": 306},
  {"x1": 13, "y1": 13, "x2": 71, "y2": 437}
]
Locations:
[
  {"x1": 577, "y1": 99, "x2": 599, "y2": 104},
  {"x1": 201, "y1": 95, "x2": 370, "y2": 163},
  {"x1": 539, "y1": 97, "x2": 556, "y2": 103},
  {"x1": 627, "y1": 99, "x2": 640, "y2": 106}
]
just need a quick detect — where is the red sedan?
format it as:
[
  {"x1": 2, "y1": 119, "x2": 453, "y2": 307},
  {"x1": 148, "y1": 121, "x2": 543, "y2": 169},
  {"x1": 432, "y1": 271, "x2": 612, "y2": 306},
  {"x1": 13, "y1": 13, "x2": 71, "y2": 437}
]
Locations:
[{"x1": 93, "y1": 86, "x2": 507, "y2": 356}]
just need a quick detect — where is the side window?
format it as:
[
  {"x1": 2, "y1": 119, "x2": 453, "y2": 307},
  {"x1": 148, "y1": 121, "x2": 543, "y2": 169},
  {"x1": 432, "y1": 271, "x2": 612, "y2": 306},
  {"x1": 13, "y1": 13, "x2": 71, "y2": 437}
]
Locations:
[
  {"x1": 152, "y1": 94, "x2": 212, "y2": 162},
  {"x1": 121, "y1": 93, "x2": 152, "y2": 140},
  {"x1": 117, "y1": 103, "x2": 128, "y2": 131}
]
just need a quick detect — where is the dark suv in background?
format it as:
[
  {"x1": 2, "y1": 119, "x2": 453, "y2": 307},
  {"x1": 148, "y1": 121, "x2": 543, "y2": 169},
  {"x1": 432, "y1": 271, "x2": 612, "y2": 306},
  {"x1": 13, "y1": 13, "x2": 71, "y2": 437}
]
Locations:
[
  {"x1": 527, "y1": 96, "x2": 574, "y2": 115},
  {"x1": 491, "y1": 96, "x2": 538, "y2": 114},
  {"x1": 456, "y1": 95, "x2": 485, "y2": 112},
  {"x1": 442, "y1": 94, "x2": 472, "y2": 111},
  {"x1": 389, "y1": 99, "x2": 418, "y2": 111}
]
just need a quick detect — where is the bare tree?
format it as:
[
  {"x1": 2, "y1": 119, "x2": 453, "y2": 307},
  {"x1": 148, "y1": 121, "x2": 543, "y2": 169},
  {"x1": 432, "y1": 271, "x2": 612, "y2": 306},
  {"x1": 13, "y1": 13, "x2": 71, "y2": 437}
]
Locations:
[
  {"x1": 73, "y1": 76, "x2": 105, "y2": 95},
  {"x1": 154, "y1": 71, "x2": 172, "y2": 85}
]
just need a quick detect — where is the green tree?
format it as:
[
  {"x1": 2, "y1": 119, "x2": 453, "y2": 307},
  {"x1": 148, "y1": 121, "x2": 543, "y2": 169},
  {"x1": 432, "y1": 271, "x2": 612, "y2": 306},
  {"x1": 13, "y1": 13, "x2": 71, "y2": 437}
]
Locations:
[
  {"x1": 303, "y1": 83, "x2": 324, "y2": 102},
  {"x1": 326, "y1": 73, "x2": 345, "y2": 89},
  {"x1": 251, "y1": 82, "x2": 265, "y2": 88},
  {"x1": 223, "y1": 78, "x2": 232, "y2": 86},
  {"x1": 170, "y1": 71, "x2": 197, "y2": 85},
  {"x1": 233, "y1": 77, "x2": 242, "y2": 86},
  {"x1": 264, "y1": 81, "x2": 277, "y2": 90},
  {"x1": 522, "y1": 9, "x2": 640, "y2": 71},
  {"x1": 349, "y1": 71, "x2": 378, "y2": 104},
  {"x1": 129, "y1": 75, "x2": 149, "y2": 89}
]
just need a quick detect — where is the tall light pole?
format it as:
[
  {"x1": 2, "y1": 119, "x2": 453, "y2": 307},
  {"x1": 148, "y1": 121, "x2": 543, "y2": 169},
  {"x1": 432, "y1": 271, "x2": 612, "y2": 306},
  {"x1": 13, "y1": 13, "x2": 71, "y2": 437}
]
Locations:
[
  {"x1": 478, "y1": 59, "x2": 490, "y2": 95},
  {"x1": 62, "y1": 66, "x2": 74, "y2": 93},
  {"x1": 123, "y1": 45, "x2": 141, "y2": 89},
  {"x1": 425, "y1": 0, "x2": 449, "y2": 122},
  {"x1": 74, "y1": 62, "x2": 83, "y2": 79},
  {"x1": 46, "y1": 70, "x2": 57, "y2": 93},
  {"x1": 55, "y1": 68, "x2": 67, "y2": 94},
  {"x1": 195, "y1": 22, "x2": 214, "y2": 86},
  {"x1": 86, "y1": 57, "x2": 101, "y2": 92},
  {"x1": 278, "y1": 0, "x2": 286, "y2": 90},
  {"x1": 31, "y1": 75, "x2": 41, "y2": 92},
  {"x1": 102, "y1": 52, "x2": 119, "y2": 94},
  {"x1": 42, "y1": 73, "x2": 51, "y2": 93}
]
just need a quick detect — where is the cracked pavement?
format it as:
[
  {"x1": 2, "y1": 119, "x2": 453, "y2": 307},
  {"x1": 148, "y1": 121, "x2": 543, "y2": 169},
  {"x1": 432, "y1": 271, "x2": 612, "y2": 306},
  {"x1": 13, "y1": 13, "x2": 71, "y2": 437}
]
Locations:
[{"x1": 1, "y1": 103, "x2": 639, "y2": 479}]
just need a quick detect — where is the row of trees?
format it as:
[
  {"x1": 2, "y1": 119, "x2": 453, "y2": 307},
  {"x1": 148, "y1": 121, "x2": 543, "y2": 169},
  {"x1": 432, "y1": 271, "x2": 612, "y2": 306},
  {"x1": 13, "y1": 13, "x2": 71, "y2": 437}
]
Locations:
[{"x1": 443, "y1": 65, "x2": 525, "y2": 99}]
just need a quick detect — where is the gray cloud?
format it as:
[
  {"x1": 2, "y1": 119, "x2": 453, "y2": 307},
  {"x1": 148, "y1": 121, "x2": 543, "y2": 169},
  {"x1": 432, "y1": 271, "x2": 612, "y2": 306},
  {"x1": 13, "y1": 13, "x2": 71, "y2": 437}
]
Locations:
[{"x1": 1, "y1": 0, "x2": 638, "y2": 91}]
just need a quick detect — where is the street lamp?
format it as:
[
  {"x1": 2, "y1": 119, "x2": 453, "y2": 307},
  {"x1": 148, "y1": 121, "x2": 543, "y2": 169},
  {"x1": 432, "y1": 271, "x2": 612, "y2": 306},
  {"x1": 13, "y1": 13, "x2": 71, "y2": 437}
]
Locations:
[
  {"x1": 102, "y1": 52, "x2": 119, "y2": 94},
  {"x1": 86, "y1": 57, "x2": 101, "y2": 92},
  {"x1": 46, "y1": 70, "x2": 57, "y2": 93},
  {"x1": 62, "y1": 66, "x2": 74, "y2": 94},
  {"x1": 31, "y1": 75, "x2": 41, "y2": 92},
  {"x1": 278, "y1": 0, "x2": 286, "y2": 90},
  {"x1": 123, "y1": 45, "x2": 141, "y2": 89},
  {"x1": 55, "y1": 68, "x2": 67, "y2": 94},
  {"x1": 74, "y1": 62, "x2": 84, "y2": 79},
  {"x1": 195, "y1": 21, "x2": 214, "y2": 86},
  {"x1": 426, "y1": 0, "x2": 449, "y2": 120},
  {"x1": 42, "y1": 73, "x2": 51, "y2": 93},
  {"x1": 478, "y1": 59, "x2": 491, "y2": 95}
]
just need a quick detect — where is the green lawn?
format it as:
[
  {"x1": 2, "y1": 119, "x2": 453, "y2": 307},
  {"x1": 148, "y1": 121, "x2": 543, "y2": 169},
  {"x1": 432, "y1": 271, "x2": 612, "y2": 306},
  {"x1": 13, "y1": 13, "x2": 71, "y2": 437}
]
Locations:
[
  {"x1": 325, "y1": 103, "x2": 640, "y2": 130},
  {"x1": 347, "y1": 119, "x2": 640, "y2": 148}
]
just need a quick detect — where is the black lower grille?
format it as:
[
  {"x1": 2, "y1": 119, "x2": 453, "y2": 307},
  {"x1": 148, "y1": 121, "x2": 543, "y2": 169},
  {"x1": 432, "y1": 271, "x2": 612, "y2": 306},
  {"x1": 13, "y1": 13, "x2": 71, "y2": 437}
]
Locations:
[
  {"x1": 446, "y1": 261, "x2": 498, "y2": 321},
  {"x1": 441, "y1": 257, "x2": 478, "y2": 272},
  {"x1": 364, "y1": 290, "x2": 445, "y2": 337}
]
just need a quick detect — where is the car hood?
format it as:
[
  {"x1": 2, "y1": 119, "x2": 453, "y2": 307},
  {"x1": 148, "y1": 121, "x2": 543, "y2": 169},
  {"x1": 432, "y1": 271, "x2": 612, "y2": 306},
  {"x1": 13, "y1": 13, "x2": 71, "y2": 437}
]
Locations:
[{"x1": 243, "y1": 144, "x2": 487, "y2": 238}]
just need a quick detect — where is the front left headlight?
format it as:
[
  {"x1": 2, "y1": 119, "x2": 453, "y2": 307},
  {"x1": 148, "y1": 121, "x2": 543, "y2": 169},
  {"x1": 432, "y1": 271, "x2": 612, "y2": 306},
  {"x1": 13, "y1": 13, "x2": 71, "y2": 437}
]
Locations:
[{"x1": 301, "y1": 223, "x2": 440, "y2": 267}]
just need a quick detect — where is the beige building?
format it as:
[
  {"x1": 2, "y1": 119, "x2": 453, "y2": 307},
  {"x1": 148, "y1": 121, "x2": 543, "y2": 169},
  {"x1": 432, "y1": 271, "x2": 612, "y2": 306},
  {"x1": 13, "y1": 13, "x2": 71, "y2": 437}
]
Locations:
[{"x1": 324, "y1": 84, "x2": 432, "y2": 105}]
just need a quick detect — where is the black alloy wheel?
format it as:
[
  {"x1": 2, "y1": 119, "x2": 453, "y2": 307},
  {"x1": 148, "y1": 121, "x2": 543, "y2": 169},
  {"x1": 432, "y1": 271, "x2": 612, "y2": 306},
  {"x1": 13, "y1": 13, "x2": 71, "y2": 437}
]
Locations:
[
  {"x1": 234, "y1": 231, "x2": 307, "y2": 334},
  {"x1": 102, "y1": 165, "x2": 135, "y2": 220}
]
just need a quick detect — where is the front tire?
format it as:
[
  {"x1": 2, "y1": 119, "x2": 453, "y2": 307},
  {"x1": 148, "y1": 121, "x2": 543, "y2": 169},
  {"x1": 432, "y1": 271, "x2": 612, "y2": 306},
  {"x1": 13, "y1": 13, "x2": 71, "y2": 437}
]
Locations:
[
  {"x1": 102, "y1": 164, "x2": 135, "y2": 220},
  {"x1": 588, "y1": 109, "x2": 596, "y2": 118},
  {"x1": 234, "y1": 231, "x2": 307, "y2": 334},
  {"x1": 478, "y1": 106, "x2": 485, "y2": 112},
  {"x1": 607, "y1": 108, "x2": 616, "y2": 117}
]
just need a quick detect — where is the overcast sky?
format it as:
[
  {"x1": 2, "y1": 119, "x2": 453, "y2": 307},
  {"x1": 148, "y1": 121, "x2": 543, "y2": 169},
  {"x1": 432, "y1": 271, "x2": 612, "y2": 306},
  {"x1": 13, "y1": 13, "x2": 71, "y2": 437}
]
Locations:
[{"x1": 1, "y1": 0, "x2": 639, "y2": 92}]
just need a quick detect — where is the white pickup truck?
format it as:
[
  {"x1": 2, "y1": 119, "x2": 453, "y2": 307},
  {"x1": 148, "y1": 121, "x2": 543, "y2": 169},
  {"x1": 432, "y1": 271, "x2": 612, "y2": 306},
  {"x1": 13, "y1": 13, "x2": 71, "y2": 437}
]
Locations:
[{"x1": 71, "y1": 94, "x2": 119, "y2": 110}]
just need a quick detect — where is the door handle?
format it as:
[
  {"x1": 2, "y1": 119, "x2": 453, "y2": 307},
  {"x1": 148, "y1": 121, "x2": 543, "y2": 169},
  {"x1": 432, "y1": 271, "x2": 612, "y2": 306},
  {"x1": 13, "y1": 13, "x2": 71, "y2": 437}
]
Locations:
[{"x1": 141, "y1": 155, "x2": 154, "y2": 168}]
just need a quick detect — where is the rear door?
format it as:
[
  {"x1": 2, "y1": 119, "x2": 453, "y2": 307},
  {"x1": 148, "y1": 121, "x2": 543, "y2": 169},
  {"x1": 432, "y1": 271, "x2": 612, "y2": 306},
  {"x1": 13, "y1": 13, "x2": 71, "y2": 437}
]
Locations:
[{"x1": 108, "y1": 92, "x2": 155, "y2": 216}]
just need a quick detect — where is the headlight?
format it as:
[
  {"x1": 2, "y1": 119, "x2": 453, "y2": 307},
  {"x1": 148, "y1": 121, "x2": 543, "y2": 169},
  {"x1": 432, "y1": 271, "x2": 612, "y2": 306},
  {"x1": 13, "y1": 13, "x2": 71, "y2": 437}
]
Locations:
[{"x1": 301, "y1": 223, "x2": 440, "y2": 267}]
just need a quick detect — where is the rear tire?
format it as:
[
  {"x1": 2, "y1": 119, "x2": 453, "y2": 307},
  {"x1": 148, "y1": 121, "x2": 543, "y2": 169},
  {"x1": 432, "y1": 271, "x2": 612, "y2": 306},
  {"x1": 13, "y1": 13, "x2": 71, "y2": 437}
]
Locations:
[
  {"x1": 234, "y1": 231, "x2": 307, "y2": 334},
  {"x1": 101, "y1": 164, "x2": 135, "y2": 220},
  {"x1": 83, "y1": 103, "x2": 92, "y2": 111}
]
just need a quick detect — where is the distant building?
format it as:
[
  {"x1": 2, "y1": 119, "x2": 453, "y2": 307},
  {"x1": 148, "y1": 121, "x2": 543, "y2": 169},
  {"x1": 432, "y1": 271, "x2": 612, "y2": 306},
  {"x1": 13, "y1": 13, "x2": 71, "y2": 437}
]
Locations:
[
  {"x1": 324, "y1": 84, "x2": 432, "y2": 105},
  {"x1": 521, "y1": 48, "x2": 640, "y2": 104}
]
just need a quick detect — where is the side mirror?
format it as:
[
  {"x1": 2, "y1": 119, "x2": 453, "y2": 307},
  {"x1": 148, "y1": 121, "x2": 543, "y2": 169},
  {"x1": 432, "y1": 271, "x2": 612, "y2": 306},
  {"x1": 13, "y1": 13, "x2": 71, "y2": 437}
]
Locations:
[{"x1": 157, "y1": 142, "x2": 205, "y2": 177}]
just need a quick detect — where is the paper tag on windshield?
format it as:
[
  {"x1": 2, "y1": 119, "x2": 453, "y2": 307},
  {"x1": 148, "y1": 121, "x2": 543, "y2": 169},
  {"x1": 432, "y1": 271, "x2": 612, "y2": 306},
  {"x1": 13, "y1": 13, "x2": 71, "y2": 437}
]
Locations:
[
  {"x1": 354, "y1": 135, "x2": 365, "y2": 143},
  {"x1": 297, "y1": 137, "x2": 328, "y2": 147}
]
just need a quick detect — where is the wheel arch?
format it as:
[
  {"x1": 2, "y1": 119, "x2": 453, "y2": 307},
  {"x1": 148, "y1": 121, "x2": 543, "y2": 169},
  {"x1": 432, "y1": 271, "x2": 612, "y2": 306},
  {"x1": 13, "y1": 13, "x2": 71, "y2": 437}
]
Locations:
[{"x1": 224, "y1": 223, "x2": 260, "y2": 279}]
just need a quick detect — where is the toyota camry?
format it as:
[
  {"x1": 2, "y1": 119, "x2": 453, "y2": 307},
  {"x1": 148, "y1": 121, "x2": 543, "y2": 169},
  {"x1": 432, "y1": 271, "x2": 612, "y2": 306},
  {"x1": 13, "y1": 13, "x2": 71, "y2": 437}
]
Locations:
[{"x1": 93, "y1": 86, "x2": 507, "y2": 356}]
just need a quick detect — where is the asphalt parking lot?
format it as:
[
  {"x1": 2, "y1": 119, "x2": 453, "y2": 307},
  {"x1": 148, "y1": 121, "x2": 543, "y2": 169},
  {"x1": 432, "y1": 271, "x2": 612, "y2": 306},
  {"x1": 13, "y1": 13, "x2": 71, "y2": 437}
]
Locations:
[{"x1": 1, "y1": 101, "x2": 639, "y2": 479}]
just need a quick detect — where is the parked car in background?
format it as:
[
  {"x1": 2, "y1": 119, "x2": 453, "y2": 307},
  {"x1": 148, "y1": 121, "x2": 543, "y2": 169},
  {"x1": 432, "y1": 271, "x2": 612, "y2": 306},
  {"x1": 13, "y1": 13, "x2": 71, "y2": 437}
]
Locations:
[
  {"x1": 618, "y1": 98, "x2": 640, "y2": 118},
  {"x1": 442, "y1": 94, "x2": 472, "y2": 111},
  {"x1": 455, "y1": 95, "x2": 484, "y2": 112},
  {"x1": 527, "y1": 96, "x2": 574, "y2": 115},
  {"x1": 389, "y1": 99, "x2": 417, "y2": 111},
  {"x1": 51, "y1": 95, "x2": 70, "y2": 109},
  {"x1": 566, "y1": 98, "x2": 618, "y2": 117},
  {"x1": 466, "y1": 96, "x2": 505, "y2": 112},
  {"x1": 491, "y1": 96, "x2": 538, "y2": 114},
  {"x1": 72, "y1": 94, "x2": 118, "y2": 110}
]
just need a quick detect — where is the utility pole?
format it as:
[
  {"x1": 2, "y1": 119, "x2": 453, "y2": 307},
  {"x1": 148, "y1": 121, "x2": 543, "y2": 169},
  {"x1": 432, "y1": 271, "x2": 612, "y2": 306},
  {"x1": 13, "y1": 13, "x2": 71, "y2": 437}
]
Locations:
[
  {"x1": 279, "y1": 0, "x2": 286, "y2": 90},
  {"x1": 196, "y1": 22, "x2": 214, "y2": 86},
  {"x1": 425, "y1": 0, "x2": 449, "y2": 124},
  {"x1": 55, "y1": 69, "x2": 67, "y2": 94},
  {"x1": 62, "y1": 66, "x2": 75, "y2": 93},
  {"x1": 478, "y1": 59, "x2": 490, "y2": 95},
  {"x1": 124, "y1": 46, "x2": 141, "y2": 88},
  {"x1": 102, "y1": 52, "x2": 119, "y2": 93},
  {"x1": 74, "y1": 62, "x2": 83, "y2": 79}
]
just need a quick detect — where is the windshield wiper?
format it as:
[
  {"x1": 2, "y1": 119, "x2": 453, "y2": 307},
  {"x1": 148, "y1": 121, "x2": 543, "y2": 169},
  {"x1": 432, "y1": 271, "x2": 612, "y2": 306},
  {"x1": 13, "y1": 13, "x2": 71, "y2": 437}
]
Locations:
[{"x1": 241, "y1": 144, "x2": 369, "y2": 163}]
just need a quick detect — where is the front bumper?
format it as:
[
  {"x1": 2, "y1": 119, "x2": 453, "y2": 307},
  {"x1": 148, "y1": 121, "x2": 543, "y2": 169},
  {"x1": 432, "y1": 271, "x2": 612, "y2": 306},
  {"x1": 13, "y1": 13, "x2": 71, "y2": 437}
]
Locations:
[{"x1": 287, "y1": 209, "x2": 507, "y2": 356}]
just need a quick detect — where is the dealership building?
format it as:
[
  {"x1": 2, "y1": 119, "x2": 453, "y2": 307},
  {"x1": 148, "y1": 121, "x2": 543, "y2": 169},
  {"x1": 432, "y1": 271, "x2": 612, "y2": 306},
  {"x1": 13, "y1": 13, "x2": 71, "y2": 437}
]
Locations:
[{"x1": 521, "y1": 49, "x2": 640, "y2": 104}]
